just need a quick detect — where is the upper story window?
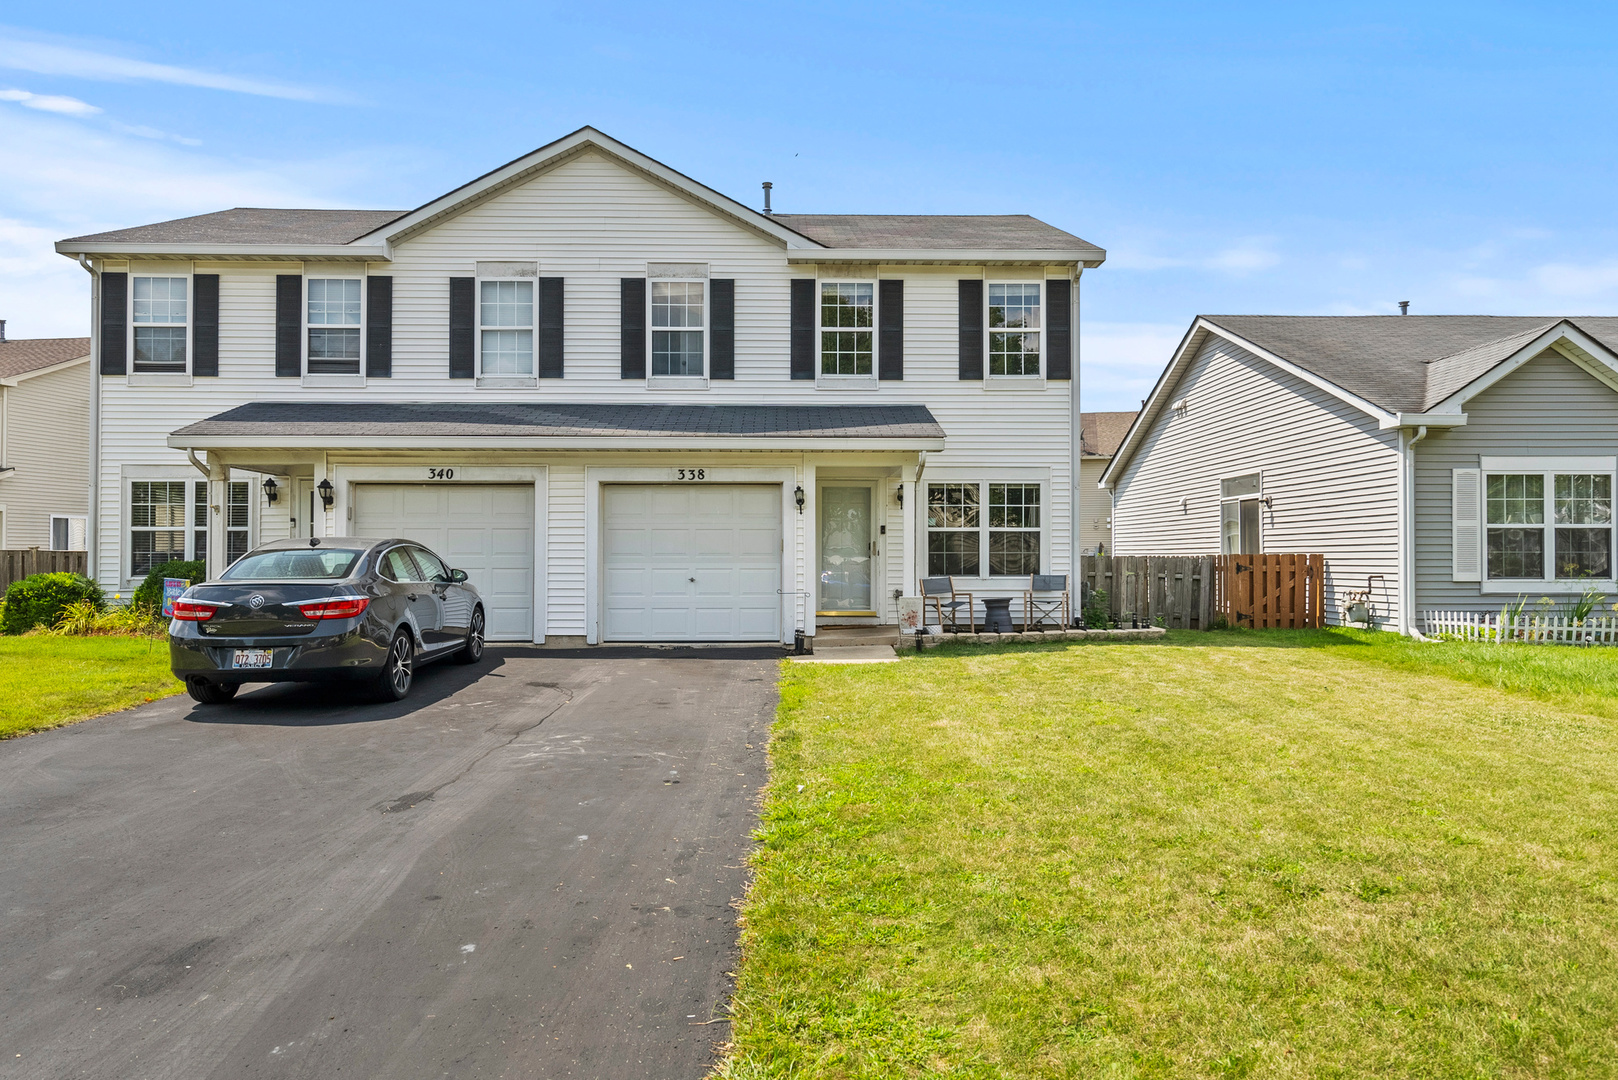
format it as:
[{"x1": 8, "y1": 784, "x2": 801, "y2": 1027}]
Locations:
[
  {"x1": 1487, "y1": 470, "x2": 1613, "y2": 580},
  {"x1": 651, "y1": 279, "x2": 704, "y2": 377},
  {"x1": 132, "y1": 276, "x2": 187, "y2": 373},
  {"x1": 480, "y1": 280, "x2": 534, "y2": 376},
  {"x1": 820, "y1": 282, "x2": 874, "y2": 377},
  {"x1": 988, "y1": 283, "x2": 1040, "y2": 377},
  {"x1": 307, "y1": 278, "x2": 362, "y2": 375}
]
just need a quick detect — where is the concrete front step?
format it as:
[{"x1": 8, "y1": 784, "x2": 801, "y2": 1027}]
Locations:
[
  {"x1": 814, "y1": 625, "x2": 901, "y2": 647},
  {"x1": 789, "y1": 644, "x2": 900, "y2": 664}
]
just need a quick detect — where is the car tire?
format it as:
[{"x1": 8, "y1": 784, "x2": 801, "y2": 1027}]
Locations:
[
  {"x1": 454, "y1": 607, "x2": 485, "y2": 664},
  {"x1": 186, "y1": 677, "x2": 239, "y2": 704},
  {"x1": 376, "y1": 630, "x2": 415, "y2": 702}
]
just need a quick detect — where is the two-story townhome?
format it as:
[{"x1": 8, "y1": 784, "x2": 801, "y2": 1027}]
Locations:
[{"x1": 55, "y1": 128, "x2": 1103, "y2": 644}]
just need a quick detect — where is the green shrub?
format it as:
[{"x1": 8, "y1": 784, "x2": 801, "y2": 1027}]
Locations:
[
  {"x1": 131, "y1": 560, "x2": 205, "y2": 614},
  {"x1": 2, "y1": 572, "x2": 105, "y2": 635}
]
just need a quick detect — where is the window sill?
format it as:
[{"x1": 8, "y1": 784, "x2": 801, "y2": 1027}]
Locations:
[
  {"x1": 477, "y1": 376, "x2": 538, "y2": 388},
  {"x1": 984, "y1": 375, "x2": 1047, "y2": 391},
  {"x1": 816, "y1": 375, "x2": 878, "y2": 391},
  {"x1": 127, "y1": 372, "x2": 193, "y2": 387},
  {"x1": 646, "y1": 376, "x2": 708, "y2": 391},
  {"x1": 1479, "y1": 580, "x2": 1617, "y2": 594},
  {"x1": 302, "y1": 373, "x2": 366, "y2": 388}
]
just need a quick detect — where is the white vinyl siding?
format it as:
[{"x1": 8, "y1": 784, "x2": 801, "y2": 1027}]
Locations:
[
  {"x1": 1110, "y1": 332, "x2": 1402, "y2": 626},
  {"x1": 0, "y1": 362, "x2": 90, "y2": 549}
]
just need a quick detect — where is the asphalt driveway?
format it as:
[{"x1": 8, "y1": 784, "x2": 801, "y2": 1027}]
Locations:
[{"x1": 0, "y1": 645, "x2": 781, "y2": 1080}]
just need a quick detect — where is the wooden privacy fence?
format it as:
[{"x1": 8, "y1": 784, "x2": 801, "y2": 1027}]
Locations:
[
  {"x1": 1, "y1": 549, "x2": 88, "y2": 595},
  {"x1": 1078, "y1": 553, "x2": 1325, "y2": 630}
]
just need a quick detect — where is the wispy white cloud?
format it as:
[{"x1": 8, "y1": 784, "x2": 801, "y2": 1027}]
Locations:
[
  {"x1": 0, "y1": 87, "x2": 100, "y2": 116},
  {"x1": 1531, "y1": 260, "x2": 1618, "y2": 300},
  {"x1": 0, "y1": 31, "x2": 344, "y2": 103},
  {"x1": 110, "y1": 121, "x2": 202, "y2": 147}
]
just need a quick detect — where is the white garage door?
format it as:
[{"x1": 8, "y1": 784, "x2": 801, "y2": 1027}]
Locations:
[
  {"x1": 603, "y1": 485, "x2": 782, "y2": 642},
  {"x1": 353, "y1": 484, "x2": 535, "y2": 641}
]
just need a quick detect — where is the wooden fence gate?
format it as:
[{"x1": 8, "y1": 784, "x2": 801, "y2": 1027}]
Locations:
[
  {"x1": 1214, "y1": 553, "x2": 1324, "y2": 629},
  {"x1": 1, "y1": 549, "x2": 89, "y2": 596}
]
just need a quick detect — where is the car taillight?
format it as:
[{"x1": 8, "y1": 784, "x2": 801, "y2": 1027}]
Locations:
[
  {"x1": 171, "y1": 600, "x2": 218, "y2": 622},
  {"x1": 298, "y1": 597, "x2": 370, "y2": 620}
]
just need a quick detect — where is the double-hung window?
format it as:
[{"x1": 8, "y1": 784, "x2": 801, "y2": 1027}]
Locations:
[
  {"x1": 307, "y1": 278, "x2": 362, "y2": 375},
  {"x1": 988, "y1": 283, "x2": 1040, "y2": 377},
  {"x1": 480, "y1": 279, "x2": 534, "y2": 377},
  {"x1": 927, "y1": 482, "x2": 1044, "y2": 576},
  {"x1": 820, "y1": 282, "x2": 874, "y2": 377},
  {"x1": 132, "y1": 276, "x2": 188, "y2": 373},
  {"x1": 130, "y1": 479, "x2": 251, "y2": 578},
  {"x1": 650, "y1": 279, "x2": 705, "y2": 377},
  {"x1": 1486, "y1": 468, "x2": 1613, "y2": 582}
]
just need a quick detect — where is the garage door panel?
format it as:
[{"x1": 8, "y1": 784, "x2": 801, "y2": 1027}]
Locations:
[{"x1": 355, "y1": 484, "x2": 535, "y2": 642}]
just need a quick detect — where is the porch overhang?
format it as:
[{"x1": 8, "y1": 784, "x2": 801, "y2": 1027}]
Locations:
[{"x1": 167, "y1": 401, "x2": 947, "y2": 454}]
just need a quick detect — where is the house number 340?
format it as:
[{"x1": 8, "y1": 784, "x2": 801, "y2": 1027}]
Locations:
[
  {"x1": 427, "y1": 468, "x2": 455, "y2": 480},
  {"x1": 676, "y1": 469, "x2": 706, "y2": 480}
]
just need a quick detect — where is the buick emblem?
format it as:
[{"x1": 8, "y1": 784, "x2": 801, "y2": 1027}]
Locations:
[{"x1": 248, "y1": 594, "x2": 266, "y2": 609}]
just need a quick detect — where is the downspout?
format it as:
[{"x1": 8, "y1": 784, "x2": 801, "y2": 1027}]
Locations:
[
  {"x1": 1070, "y1": 268, "x2": 1083, "y2": 602},
  {"x1": 1399, "y1": 424, "x2": 1429, "y2": 636},
  {"x1": 75, "y1": 255, "x2": 100, "y2": 588},
  {"x1": 186, "y1": 449, "x2": 211, "y2": 479}
]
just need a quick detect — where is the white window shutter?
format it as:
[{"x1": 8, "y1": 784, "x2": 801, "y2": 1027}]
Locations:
[{"x1": 1452, "y1": 468, "x2": 1482, "y2": 581}]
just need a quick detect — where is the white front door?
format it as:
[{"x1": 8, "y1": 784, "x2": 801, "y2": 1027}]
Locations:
[
  {"x1": 352, "y1": 484, "x2": 536, "y2": 641},
  {"x1": 818, "y1": 484, "x2": 876, "y2": 616},
  {"x1": 602, "y1": 484, "x2": 782, "y2": 641}
]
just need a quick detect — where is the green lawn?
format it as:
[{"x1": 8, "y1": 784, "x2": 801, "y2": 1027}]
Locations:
[
  {"x1": 0, "y1": 634, "x2": 182, "y2": 739},
  {"x1": 724, "y1": 630, "x2": 1618, "y2": 1078}
]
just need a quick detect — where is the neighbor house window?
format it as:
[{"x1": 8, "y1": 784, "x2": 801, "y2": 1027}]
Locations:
[
  {"x1": 1486, "y1": 471, "x2": 1613, "y2": 580},
  {"x1": 132, "y1": 276, "x2": 188, "y2": 373},
  {"x1": 50, "y1": 515, "x2": 86, "y2": 551},
  {"x1": 307, "y1": 278, "x2": 362, "y2": 375},
  {"x1": 650, "y1": 280, "x2": 704, "y2": 376},
  {"x1": 989, "y1": 484, "x2": 1041, "y2": 575},
  {"x1": 1220, "y1": 473, "x2": 1262, "y2": 555},
  {"x1": 130, "y1": 480, "x2": 188, "y2": 577},
  {"x1": 820, "y1": 282, "x2": 873, "y2": 376},
  {"x1": 988, "y1": 283, "x2": 1040, "y2": 376},
  {"x1": 480, "y1": 279, "x2": 534, "y2": 376}
]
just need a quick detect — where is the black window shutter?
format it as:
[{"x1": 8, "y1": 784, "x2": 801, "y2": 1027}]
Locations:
[
  {"x1": 1046, "y1": 278, "x2": 1072, "y2": 380},
  {"x1": 100, "y1": 272, "x2": 127, "y2": 376},
  {"x1": 538, "y1": 277, "x2": 564, "y2": 379},
  {"x1": 449, "y1": 277, "x2": 475, "y2": 379},
  {"x1": 878, "y1": 279, "x2": 904, "y2": 380},
  {"x1": 275, "y1": 274, "x2": 301, "y2": 377},
  {"x1": 366, "y1": 276, "x2": 392, "y2": 378},
  {"x1": 710, "y1": 279, "x2": 735, "y2": 379},
  {"x1": 620, "y1": 278, "x2": 646, "y2": 379},
  {"x1": 958, "y1": 279, "x2": 984, "y2": 380},
  {"x1": 790, "y1": 278, "x2": 815, "y2": 380},
  {"x1": 191, "y1": 274, "x2": 219, "y2": 377}
]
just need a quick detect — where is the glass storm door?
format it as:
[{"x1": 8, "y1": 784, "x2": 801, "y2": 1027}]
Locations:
[{"x1": 819, "y1": 485, "x2": 874, "y2": 614}]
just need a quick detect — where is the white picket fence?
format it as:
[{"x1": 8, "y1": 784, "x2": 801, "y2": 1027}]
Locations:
[{"x1": 1422, "y1": 609, "x2": 1618, "y2": 646}]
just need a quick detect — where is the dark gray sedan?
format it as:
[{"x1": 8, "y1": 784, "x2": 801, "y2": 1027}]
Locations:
[{"x1": 169, "y1": 537, "x2": 486, "y2": 704}]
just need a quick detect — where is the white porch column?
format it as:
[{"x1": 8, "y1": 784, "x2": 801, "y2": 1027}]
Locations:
[
  {"x1": 900, "y1": 463, "x2": 917, "y2": 599},
  {"x1": 205, "y1": 457, "x2": 227, "y2": 580},
  {"x1": 803, "y1": 460, "x2": 816, "y2": 637}
]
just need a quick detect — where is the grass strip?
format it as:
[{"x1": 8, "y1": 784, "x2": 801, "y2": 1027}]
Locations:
[{"x1": 0, "y1": 634, "x2": 182, "y2": 739}]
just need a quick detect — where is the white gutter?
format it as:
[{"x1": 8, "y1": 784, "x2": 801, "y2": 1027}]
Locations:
[
  {"x1": 1379, "y1": 412, "x2": 1467, "y2": 430},
  {"x1": 57, "y1": 241, "x2": 388, "y2": 261},
  {"x1": 786, "y1": 247, "x2": 1105, "y2": 266},
  {"x1": 1397, "y1": 425, "x2": 1429, "y2": 635},
  {"x1": 168, "y1": 434, "x2": 947, "y2": 452},
  {"x1": 75, "y1": 254, "x2": 99, "y2": 586}
]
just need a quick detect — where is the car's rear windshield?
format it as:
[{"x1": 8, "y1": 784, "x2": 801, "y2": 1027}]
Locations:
[{"x1": 221, "y1": 548, "x2": 364, "y2": 580}]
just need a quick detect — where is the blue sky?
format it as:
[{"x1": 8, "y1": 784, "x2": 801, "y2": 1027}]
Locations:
[{"x1": 2, "y1": 2, "x2": 1615, "y2": 409}]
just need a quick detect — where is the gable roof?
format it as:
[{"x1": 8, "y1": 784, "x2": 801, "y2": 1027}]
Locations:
[
  {"x1": 61, "y1": 209, "x2": 405, "y2": 247},
  {"x1": 0, "y1": 336, "x2": 91, "y2": 381},
  {"x1": 1080, "y1": 411, "x2": 1136, "y2": 457},
  {"x1": 772, "y1": 214, "x2": 1096, "y2": 251}
]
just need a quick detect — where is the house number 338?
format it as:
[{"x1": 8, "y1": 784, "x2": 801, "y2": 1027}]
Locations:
[{"x1": 676, "y1": 469, "x2": 706, "y2": 480}]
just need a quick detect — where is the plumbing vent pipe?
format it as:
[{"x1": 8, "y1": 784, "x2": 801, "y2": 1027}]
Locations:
[
  {"x1": 762, "y1": 181, "x2": 773, "y2": 215},
  {"x1": 1398, "y1": 300, "x2": 1409, "y2": 315}
]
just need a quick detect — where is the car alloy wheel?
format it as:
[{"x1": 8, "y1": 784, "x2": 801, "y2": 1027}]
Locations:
[
  {"x1": 379, "y1": 631, "x2": 414, "y2": 701},
  {"x1": 456, "y1": 608, "x2": 485, "y2": 664}
]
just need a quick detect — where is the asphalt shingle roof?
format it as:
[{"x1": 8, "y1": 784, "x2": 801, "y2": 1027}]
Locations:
[
  {"x1": 0, "y1": 336, "x2": 91, "y2": 380},
  {"x1": 62, "y1": 208, "x2": 407, "y2": 246},
  {"x1": 772, "y1": 214, "x2": 1096, "y2": 250},
  {"x1": 1080, "y1": 411, "x2": 1137, "y2": 457},
  {"x1": 172, "y1": 402, "x2": 946, "y2": 441},
  {"x1": 1203, "y1": 315, "x2": 1618, "y2": 412}
]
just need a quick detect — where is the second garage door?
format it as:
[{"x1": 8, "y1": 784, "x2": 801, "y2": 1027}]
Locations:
[
  {"x1": 353, "y1": 484, "x2": 535, "y2": 641},
  {"x1": 603, "y1": 485, "x2": 782, "y2": 642}
]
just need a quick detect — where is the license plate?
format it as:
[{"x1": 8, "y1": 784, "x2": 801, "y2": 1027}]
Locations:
[{"x1": 232, "y1": 649, "x2": 273, "y2": 670}]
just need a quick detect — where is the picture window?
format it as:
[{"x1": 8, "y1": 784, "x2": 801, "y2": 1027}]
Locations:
[{"x1": 1486, "y1": 471, "x2": 1612, "y2": 580}]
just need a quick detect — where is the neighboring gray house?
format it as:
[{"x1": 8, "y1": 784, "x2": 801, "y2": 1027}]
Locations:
[
  {"x1": 0, "y1": 325, "x2": 91, "y2": 550},
  {"x1": 1078, "y1": 410, "x2": 1134, "y2": 554},
  {"x1": 1101, "y1": 316, "x2": 1618, "y2": 632}
]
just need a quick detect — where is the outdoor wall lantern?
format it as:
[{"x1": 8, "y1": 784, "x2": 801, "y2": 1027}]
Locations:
[
  {"x1": 261, "y1": 477, "x2": 280, "y2": 504},
  {"x1": 896, "y1": 485, "x2": 904, "y2": 507},
  {"x1": 1261, "y1": 494, "x2": 1274, "y2": 509},
  {"x1": 794, "y1": 485, "x2": 805, "y2": 514},
  {"x1": 317, "y1": 478, "x2": 335, "y2": 510}
]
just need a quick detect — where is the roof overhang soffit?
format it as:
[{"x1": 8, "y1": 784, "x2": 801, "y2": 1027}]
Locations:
[
  {"x1": 1424, "y1": 321, "x2": 1618, "y2": 414},
  {"x1": 1099, "y1": 318, "x2": 1397, "y2": 489}
]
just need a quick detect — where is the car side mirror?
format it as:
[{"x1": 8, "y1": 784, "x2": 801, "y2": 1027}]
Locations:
[{"x1": 450, "y1": 569, "x2": 468, "y2": 583}]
